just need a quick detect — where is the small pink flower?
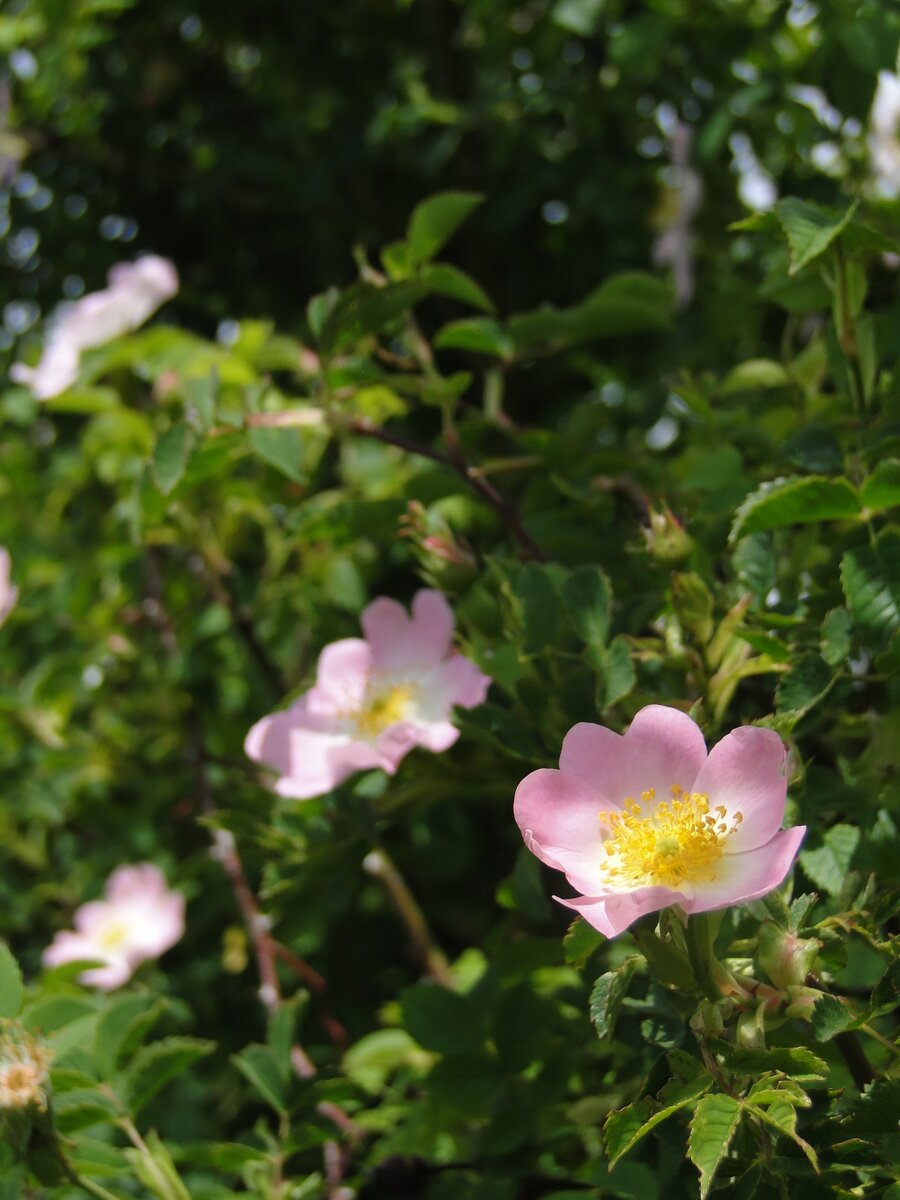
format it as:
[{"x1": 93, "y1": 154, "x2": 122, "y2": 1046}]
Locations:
[
  {"x1": 514, "y1": 705, "x2": 806, "y2": 938},
  {"x1": 245, "y1": 589, "x2": 490, "y2": 800},
  {"x1": 10, "y1": 255, "x2": 178, "y2": 400},
  {"x1": 43, "y1": 864, "x2": 185, "y2": 989},
  {"x1": 0, "y1": 549, "x2": 17, "y2": 627}
]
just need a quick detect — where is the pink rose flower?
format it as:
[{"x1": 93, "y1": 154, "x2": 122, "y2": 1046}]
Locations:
[
  {"x1": 43, "y1": 863, "x2": 185, "y2": 989},
  {"x1": 10, "y1": 255, "x2": 179, "y2": 400},
  {"x1": 514, "y1": 705, "x2": 806, "y2": 938},
  {"x1": 0, "y1": 548, "x2": 17, "y2": 627},
  {"x1": 245, "y1": 589, "x2": 490, "y2": 800}
]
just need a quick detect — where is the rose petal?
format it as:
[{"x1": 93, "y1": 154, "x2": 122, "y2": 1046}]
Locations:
[
  {"x1": 557, "y1": 885, "x2": 684, "y2": 938},
  {"x1": 514, "y1": 768, "x2": 604, "y2": 869},
  {"x1": 312, "y1": 638, "x2": 372, "y2": 711},
  {"x1": 683, "y1": 826, "x2": 807, "y2": 913},
  {"x1": 559, "y1": 705, "x2": 708, "y2": 806},
  {"x1": 439, "y1": 654, "x2": 491, "y2": 709},
  {"x1": 691, "y1": 725, "x2": 788, "y2": 852},
  {"x1": 362, "y1": 589, "x2": 455, "y2": 673}
]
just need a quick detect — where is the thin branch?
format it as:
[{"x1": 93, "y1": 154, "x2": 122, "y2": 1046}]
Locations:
[
  {"x1": 188, "y1": 547, "x2": 287, "y2": 696},
  {"x1": 363, "y1": 848, "x2": 455, "y2": 988},
  {"x1": 346, "y1": 417, "x2": 547, "y2": 562},
  {"x1": 834, "y1": 1030, "x2": 875, "y2": 1090}
]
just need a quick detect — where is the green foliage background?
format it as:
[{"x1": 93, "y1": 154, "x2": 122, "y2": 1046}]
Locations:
[{"x1": 0, "y1": 1, "x2": 898, "y2": 1197}]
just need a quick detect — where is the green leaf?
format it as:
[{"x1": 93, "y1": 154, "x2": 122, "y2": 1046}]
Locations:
[
  {"x1": 400, "y1": 984, "x2": 485, "y2": 1056},
  {"x1": 841, "y1": 532, "x2": 900, "y2": 649},
  {"x1": 22, "y1": 995, "x2": 95, "y2": 1035},
  {"x1": 725, "y1": 1046, "x2": 828, "y2": 1082},
  {"x1": 634, "y1": 930, "x2": 696, "y2": 991},
  {"x1": 810, "y1": 993, "x2": 854, "y2": 1042},
  {"x1": 688, "y1": 1093, "x2": 743, "y2": 1198},
  {"x1": 421, "y1": 263, "x2": 494, "y2": 313},
  {"x1": 730, "y1": 475, "x2": 860, "y2": 542},
  {"x1": 552, "y1": 0, "x2": 606, "y2": 36},
  {"x1": 343, "y1": 1028, "x2": 423, "y2": 1093},
  {"x1": 321, "y1": 280, "x2": 426, "y2": 351},
  {"x1": 455, "y1": 702, "x2": 534, "y2": 760},
  {"x1": 511, "y1": 563, "x2": 560, "y2": 654},
  {"x1": 589, "y1": 958, "x2": 637, "y2": 1042},
  {"x1": 821, "y1": 607, "x2": 852, "y2": 667},
  {"x1": 775, "y1": 197, "x2": 856, "y2": 275},
  {"x1": 508, "y1": 272, "x2": 671, "y2": 353},
  {"x1": 561, "y1": 564, "x2": 612, "y2": 653},
  {"x1": 124, "y1": 1037, "x2": 214, "y2": 1116},
  {"x1": 126, "y1": 1130, "x2": 191, "y2": 1200},
  {"x1": 800, "y1": 824, "x2": 860, "y2": 897},
  {"x1": 248, "y1": 425, "x2": 307, "y2": 483},
  {"x1": 0, "y1": 944, "x2": 24, "y2": 1019},
  {"x1": 720, "y1": 359, "x2": 790, "y2": 395},
  {"x1": 350, "y1": 385, "x2": 407, "y2": 422},
  {"x1": 434, "y1": 317, "x2": 514, "y2": 358},
  {"x1": 775, "y1": 652, "x2": 834, "y2": 718},
  {"x1": 267, "y1": 993, "x2": 307, "y2": 1071},
  {"x1": 860, "y1": 459, "x2": 900, "y2": 514},
  {"x1": 407, "y1": 191, "x2": 483, "y2": 264},
  {"x1": 43, "y1": 386, "x2": 122, "y2": 414},
  {"x1": 94, "y1": 993, "x2": 167, "y2": 1074},
  {"x1": 602, "y1": 1099, "x2": 654, "y2": 1165},
  {"x1": 232, "y1": 1043, "x2": 288, "y2": 1113},
  {"x1": 54, "y1": 1087, "x2": 120, "y2": 1134},
  {"x1": 563, "y1": 918, "x2": 603, "y2": 970},
  {"x1": 171, "y1": 1142, "x2": 269, "y2": 1172},
  {"x1": 599, "y1": 636, "x2": 636, "y2": 709},
  {"x1": 151, "y1": 422, "x2": 192, "y2": 495},
  {"x1": 606, "y1": 1075, "x2": 711, "y2": 1168}
]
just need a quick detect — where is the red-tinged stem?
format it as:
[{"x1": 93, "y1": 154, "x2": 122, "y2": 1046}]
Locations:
[{"x1": 345, "y1": 417, "x2": 547, "y2": 563}]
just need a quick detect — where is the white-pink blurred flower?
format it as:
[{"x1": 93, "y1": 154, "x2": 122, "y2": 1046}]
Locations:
[
  {"x1": 43, "y1": 864, "x2": 185, "y2": 989},
  {"x1": 0, "y1": 549, "x2": 17, "y2": 627},
  {"x1": 10, "y1": 255, "x2": 179, "y2": 400},
  {"x1": 869, "y1": 71, "x2": 900, "y2": 199},
  {"x1": 245, "y1": 589, "x2": 491, "y2": 800}
]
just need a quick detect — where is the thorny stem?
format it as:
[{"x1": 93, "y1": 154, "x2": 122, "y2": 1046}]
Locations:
[
  {"x1": 363, "y1": 847, "x2": 456, "y2": 988},
  {"x1": 319, "y1": 1102, "x2": 363, "y2": 1200},
  {"x1": 345, "y1": 417, "x2": 547, "y2": 562},
  {"x1": 194, "y1": 731, "x2": 317, "y2": 1080}
]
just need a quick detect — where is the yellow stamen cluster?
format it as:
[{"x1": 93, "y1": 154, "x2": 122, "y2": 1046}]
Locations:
[
  {"x1": 598, "y1": 785, "x2": 743, "y2": 891},
  {"x1": 356, "y1": 683, "x2": 416, "y2": 738},
  {"x1": 96, "y1": 919, "x2": 131, "y2": 952},
  {"x1": 0, "y1": 1024, "x2": 51, "y2": 1112}
]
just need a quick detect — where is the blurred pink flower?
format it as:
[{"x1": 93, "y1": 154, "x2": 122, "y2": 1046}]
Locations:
[
  {"x1": 0, "y1": 549, "x2": 17, "y2": 627},
  {"x1": 246, "y1": 589, "x2": 490, "y2": 799},
  {"x1": 514, "y1": 705, "x2": 805, "y2": 938},
  {"x1": 10, "y1": 256, "x2": 179, "y2": 400},
  {"x1": 43, "y1": 863, "x2": 185, "y2": 989}
]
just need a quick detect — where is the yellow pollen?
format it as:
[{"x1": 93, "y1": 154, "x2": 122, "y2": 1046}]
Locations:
[
  {"x1": 96, "y1": 920, "x2": 130, "y2": 952},
  {"x1": 597, "y1": 788, "x2": 743, "y2": 891},
  {"x1": 356, "y1": 684, "x2": 415, "y2": 738}
]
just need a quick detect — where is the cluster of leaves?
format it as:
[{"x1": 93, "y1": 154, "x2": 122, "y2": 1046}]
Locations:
[{"x1": 0, "y1": 177, "x2": 897, "y2": 1197}]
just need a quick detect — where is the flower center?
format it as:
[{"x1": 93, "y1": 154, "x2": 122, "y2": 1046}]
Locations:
[
  {"x1": 356, "y1": 683, "x2": 415, "y2": 738},
  {"x1": 96, "y1": 919, "x2": 130, "y2": 952},
  {"x1": 0, "y1": 1063, "x2": 40, "y2": 1106},
  {"x1": 598, "y1": 786, "x2": 743, "y2": 891}
]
